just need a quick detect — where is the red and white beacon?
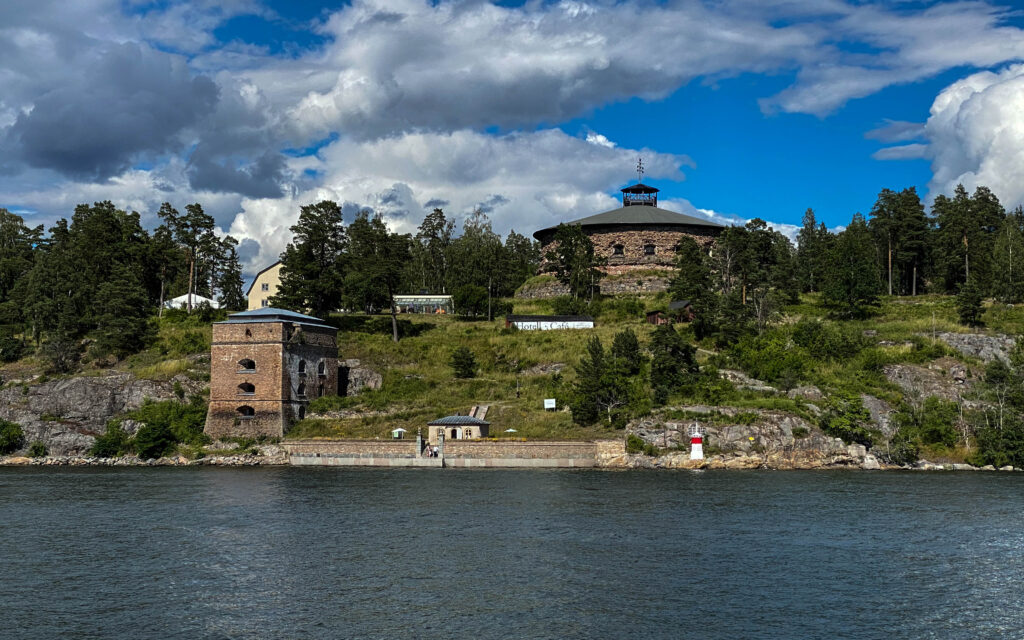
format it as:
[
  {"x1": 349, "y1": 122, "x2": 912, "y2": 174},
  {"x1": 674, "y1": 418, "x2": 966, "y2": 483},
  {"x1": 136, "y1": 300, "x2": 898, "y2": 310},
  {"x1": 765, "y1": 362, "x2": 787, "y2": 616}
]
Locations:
[{"x1": 689, "y1": 423, "x2": 705, "y2": 460}]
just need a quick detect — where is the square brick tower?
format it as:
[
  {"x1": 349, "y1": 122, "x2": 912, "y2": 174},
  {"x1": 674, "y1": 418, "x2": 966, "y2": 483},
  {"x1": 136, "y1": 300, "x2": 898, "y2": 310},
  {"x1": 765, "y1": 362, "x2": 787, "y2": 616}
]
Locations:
[{"x1": 205, "y1": 308, "x2": 339, "y2": 439}]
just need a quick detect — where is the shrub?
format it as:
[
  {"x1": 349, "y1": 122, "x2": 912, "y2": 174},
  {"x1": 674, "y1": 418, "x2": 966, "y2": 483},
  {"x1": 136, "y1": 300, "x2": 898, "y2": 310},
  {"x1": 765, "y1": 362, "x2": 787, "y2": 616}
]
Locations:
[
  {"x1": 791, "y1": 319, "x2": 866, "y2": 360},
  {"x1": 451, "y1": 346, "x2": 477, "y2": 379},
  {"x1": 90, "y1": 423, "x2": 131, "y2": 457},
  {"x1": 791, "y1": 426, "x2": 809, "y2": 439},
  {"x1": 819, "y1": 392, "x2": 876, "y2": 447},
  {"x1": 27, "y1": 441, "x2": 47, "y2": 458},
  {"x1": 0, "y1": 336, "x2": 26, "y2": 363},
  {"x1": 134, "y1": 422, "x2": 177, "y2": 459},
  {"x1": 729, "y1": 331, "x2": 809, "y2": 383},
  {"x1": 957, "y1": 278, "x2": 984, "y2": 326},
  {"x1": 127, "y1": 397, "x2": 208, "y2": 446},
  {"x1": 453, "y1": 284, "x2": 489, "y2": 318},
  {"x1": 0, "y1": 419, "x2": 25, "y2": 454},
  {"x1": 601, "y1": 296, "x2": 644, "y2": 321},
  {"x1": 551, "y1": 295, "x2": 602, "y2": 317},
  {"x1": 626, "y1": 433, "x2": 660, "y2": 456}
]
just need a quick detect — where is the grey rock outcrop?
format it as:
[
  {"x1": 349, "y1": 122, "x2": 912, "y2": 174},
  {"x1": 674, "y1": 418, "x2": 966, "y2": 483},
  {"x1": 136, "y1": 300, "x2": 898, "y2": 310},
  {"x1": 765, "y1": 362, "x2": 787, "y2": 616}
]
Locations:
[
  {"x1": 718, "y1": 369, "x2": 775, "y2": 393},
  {"x1": 0, "y1": 372, "x2": 203, "y2": 455},
  {"x1": 340, "y1": 359, "x2": 382, "y2": 395},
  {"x1": 935, "y1": 332, "x2": 1015, "y2": 363}
]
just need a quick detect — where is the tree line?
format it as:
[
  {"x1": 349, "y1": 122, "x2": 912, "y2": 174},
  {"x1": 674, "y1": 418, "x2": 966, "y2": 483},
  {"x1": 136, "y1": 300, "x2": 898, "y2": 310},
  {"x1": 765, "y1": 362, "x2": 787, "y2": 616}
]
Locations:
[
  {"x1": 0, "y1": 202, "x2": 244, "y2": 364},
  {"x1": 270, "y1": 202, "x2": 540, "y2": 340}
]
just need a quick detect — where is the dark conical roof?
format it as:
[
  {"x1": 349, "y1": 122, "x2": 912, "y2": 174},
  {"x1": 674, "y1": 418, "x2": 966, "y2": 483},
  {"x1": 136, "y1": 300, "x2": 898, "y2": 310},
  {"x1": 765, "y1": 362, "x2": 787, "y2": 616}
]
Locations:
[{"x1": 533, "y1": 205, "x2": 724, "y2": 241}]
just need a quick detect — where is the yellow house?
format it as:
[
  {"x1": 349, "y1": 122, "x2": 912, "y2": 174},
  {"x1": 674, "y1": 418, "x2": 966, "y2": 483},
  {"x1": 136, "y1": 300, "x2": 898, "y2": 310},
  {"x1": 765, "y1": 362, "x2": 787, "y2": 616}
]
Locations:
[{"x1": 246, "y1": 261, "x2": 283, "y2": 311}]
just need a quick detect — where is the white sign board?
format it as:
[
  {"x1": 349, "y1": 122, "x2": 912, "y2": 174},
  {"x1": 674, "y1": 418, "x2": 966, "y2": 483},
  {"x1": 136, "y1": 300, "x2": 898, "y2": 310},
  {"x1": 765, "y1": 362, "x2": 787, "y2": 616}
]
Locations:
[{"x1": 543, "y1": 398, "x2": 556, "y2": 410}]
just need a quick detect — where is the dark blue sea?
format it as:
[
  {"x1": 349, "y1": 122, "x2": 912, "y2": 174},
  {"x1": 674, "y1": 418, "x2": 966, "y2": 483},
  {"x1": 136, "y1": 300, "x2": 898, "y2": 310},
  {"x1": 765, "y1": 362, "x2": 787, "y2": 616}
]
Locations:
[{"x1": 1, "y1": 468, "x2": 1022, "y2": 639}]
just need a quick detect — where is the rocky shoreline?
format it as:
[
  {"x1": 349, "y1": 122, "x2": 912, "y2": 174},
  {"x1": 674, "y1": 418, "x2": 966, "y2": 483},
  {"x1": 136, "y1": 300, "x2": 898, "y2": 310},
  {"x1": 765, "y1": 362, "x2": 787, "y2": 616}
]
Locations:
[{"x1": 2, "y1": 450, "x2": 1019, "y2": 471}]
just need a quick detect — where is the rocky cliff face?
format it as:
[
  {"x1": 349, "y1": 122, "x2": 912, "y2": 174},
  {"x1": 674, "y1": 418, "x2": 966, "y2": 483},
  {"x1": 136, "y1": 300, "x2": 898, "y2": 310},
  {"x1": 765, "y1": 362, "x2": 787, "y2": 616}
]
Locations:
[
  {"x1": 936, "y1": 332, "x2": 1015, "y2": 363},
  {"x1": 0, "y1": 373, "x2": 205, "y2": 455}
]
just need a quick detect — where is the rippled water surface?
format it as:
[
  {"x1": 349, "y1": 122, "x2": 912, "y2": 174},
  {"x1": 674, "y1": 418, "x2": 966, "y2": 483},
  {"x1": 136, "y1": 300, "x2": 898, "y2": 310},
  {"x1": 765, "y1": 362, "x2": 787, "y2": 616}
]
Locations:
[{"x1": 2, "y1": 468, "x2": 1023, "y2": 639}]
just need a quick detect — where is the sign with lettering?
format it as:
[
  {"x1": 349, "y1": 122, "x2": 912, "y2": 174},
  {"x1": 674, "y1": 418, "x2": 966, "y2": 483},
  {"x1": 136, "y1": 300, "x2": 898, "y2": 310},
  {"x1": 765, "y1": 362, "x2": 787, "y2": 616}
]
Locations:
[{"x1": 543, "y1": 398, "x2": 556, "y2": 410}]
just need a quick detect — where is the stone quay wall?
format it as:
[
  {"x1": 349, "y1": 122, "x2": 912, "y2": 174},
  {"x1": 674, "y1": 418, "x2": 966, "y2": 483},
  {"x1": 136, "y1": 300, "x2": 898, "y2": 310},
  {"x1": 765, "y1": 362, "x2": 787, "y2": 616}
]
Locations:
[{"x1": 283, "y1": 439, "x2": 626, "y2": 468}]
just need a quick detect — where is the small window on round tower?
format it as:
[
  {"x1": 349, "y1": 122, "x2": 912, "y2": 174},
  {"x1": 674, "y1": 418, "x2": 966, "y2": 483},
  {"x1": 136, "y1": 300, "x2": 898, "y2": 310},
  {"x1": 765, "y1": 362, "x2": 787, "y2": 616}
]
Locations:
[
  {"x1": 237, "y1": 406, "x2": 255, "y2": 418},
  {"x1": 245, "y1": 328, "x2": 252, "y2": 338},
  {"x1": 238, "y1": 359, "x2": 256, "y2": 371},
  {"x1": 644, "y1": 244, "x2": 656, "y2": 256},
  {"x1": 298, "y1": 360, "x2": 307, "y2": 374},
  {"x1": 238, "y1": 382, "x2": 255, "y2": 395},
  {"x1": 613, "y1": 244, "x2": 624, "y2": 256},
  {"x1": 297, "y1": 383, "x2": 306, "y2": 397},
  {"x1": 317, "y1": 361, "x2": 326, "y2": 376}
]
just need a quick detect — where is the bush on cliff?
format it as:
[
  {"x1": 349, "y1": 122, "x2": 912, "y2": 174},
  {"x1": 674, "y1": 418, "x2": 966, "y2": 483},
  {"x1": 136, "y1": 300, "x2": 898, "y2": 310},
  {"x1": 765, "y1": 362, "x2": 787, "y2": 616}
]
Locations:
[
  {"x1": 134, "y1": 422, "x2": 177, "y2": 459},
  {"x1": 0, "y1": 419, "x2": 25, "y2": 454},
  {"x1": 90, "y1": 423, "x2": 131, "y2": 457}
]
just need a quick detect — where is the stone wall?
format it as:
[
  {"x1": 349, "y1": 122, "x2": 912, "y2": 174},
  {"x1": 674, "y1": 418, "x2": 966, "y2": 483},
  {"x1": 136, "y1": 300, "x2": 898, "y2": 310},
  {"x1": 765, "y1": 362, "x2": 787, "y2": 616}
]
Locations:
[
  {"x1": 516, "y1": 275, "x2": 671, "y2": 299},
  {"x1": 538, "y1": 224, "x2": 718, "y2": 273}
]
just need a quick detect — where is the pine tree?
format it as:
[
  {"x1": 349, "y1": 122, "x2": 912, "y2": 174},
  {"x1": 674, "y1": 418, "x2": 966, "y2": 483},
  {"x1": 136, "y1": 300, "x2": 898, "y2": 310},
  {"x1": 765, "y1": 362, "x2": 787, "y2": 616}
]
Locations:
[
  {"x1": 214, "y1": 237, "x2": 246, "y2": 310},
  {"x1": 795, "y1": 208, "x2": 831, "y2": 293},
  {"x1": 992, "y1": 208, "x2": 1024, "y2": 303},
  {"x1": 546, "y1": 223, "x2": 602, "y2": 301},
  {"x1": 649, "y1": 325, "x2": 698, "y2": 405},
  {"x1": 822, "y1": 213, "x2": 881, "y2": 319},
  {"x1": 611, "y1": 328, "x2": 644, "y2": 376},
  {"x1": 272, "y1": 200, "x2": 348, "y2": 317},
  {"x1": 669, "y1": 236, "x2": 717, "y2": 339},
  {"x1": 414, "y1": 208, "x2": 455, "y2": 293},
  {"x1": 92, "y1": 264, "x2": 152, "y2": 357},
  {"x1": 450, "y1": 346, "x2": 477, "y2": 379},
  {"x1": 956, "y1": 277, "x2": 984, "y2": 326},
  {"x1": 346, "y1": 212, "x2": 413, "y2": 342}
]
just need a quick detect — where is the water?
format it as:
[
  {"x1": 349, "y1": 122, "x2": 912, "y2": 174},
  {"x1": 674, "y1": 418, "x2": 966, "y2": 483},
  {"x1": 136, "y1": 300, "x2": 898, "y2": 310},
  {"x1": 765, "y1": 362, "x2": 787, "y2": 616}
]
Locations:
[{"x1": 2, "y1": 468, "x2": 1023, "y2": 639}]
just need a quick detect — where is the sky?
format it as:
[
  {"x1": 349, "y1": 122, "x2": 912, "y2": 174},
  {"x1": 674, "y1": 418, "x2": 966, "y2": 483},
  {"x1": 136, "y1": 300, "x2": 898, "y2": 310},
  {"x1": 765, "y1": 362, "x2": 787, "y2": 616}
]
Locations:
[{"x1": 4, "y1": 0, "x2": 1024, "y2": 278}]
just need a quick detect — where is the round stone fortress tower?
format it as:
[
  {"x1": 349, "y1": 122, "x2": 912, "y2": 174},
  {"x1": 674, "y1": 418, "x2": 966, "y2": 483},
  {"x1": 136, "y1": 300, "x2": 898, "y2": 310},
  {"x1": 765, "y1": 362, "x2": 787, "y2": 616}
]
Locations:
[{"x1": 533, "y1": 179, "x2": 725, "y2": 278}]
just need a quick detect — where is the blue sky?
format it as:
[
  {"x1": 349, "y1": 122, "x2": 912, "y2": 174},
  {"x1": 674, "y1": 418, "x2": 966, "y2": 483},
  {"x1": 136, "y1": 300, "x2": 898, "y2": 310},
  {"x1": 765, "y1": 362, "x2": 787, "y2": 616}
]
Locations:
[{"x1": 4, "y1": 0, "x2": 1024, "y2": 272}]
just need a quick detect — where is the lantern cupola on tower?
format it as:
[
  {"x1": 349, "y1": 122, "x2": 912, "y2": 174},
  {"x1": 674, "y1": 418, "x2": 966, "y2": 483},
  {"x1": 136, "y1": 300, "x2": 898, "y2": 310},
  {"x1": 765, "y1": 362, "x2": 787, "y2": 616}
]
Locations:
[{"x1": 621, "y1": 157, "x2": 659, "y2": 207}]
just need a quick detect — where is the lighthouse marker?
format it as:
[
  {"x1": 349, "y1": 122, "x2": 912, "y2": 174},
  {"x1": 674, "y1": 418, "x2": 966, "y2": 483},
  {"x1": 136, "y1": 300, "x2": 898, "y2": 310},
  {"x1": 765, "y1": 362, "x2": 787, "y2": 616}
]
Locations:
[{"x1": 689, "y1": 422, "x2": 705, "y2": 460}]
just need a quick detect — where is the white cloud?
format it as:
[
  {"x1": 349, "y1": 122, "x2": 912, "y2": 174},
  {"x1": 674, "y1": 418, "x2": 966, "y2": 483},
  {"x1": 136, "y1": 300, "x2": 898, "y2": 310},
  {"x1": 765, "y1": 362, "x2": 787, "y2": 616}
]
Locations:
[
  {"x1": 872, "y1": 143, "x2": 928, "y2": 161},
  {"x1": 921, "y1": 64, "x2": 1024, "y2": 208}
]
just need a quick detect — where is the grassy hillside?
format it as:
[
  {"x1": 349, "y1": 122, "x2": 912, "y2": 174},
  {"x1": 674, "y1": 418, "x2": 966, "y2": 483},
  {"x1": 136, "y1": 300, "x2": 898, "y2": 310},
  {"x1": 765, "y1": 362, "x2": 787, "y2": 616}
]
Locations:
[{"x1": 290, "y1": 293, "x2": 1024, "y2": 445}]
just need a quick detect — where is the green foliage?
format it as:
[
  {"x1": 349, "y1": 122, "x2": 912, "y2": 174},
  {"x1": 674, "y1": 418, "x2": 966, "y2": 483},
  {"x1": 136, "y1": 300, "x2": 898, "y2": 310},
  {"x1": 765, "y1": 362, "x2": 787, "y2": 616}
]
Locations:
[
  {"x1": 600, "y1": 296, "x2": 644, "y2": 321},
  {"x1": 626, "y1": 433, "x2": 660, "y2": 456},
  {"x1": 819, "y1": 392, "x2": 876, "y2": 447},
  {"x1": 728, "y1": 331, "x2": 808, "y2": 384},
  {"x1": 571, "y1": 335, "x2": 638, "y2": 428},
  {"x1": 453, "y1": 284, "x2": 488, "y2": 318},
  {"x1": 795, "y1": 208, "x2": 832, "y2": 293},
  {"x1": 649, "y1": 324, "x2": 698, "y2": 405},
  {"x1": 822, "y1": 213, "x2": 881, "y2": 319},
  {"x1": 611, "y1": 328, "x2": 644, "y2": 376},
  {"x1": 956, "y1": 278, "x2": 984, "y2": 326},
  {"x1": 308, "y1": 394, "x2": 360, "y2": 412},
  {"x1": 41, "y1": 334, "x2": 81, "y2": 373},
  {"x1": 89, "y1": 423, "x2": 132, "y2": 457},
  {"x1": 0, "y1": 335, "x2": 26, "y2": 363},
  {"x1": 134, "y1": 422, "x2": 177, "y2": 459},
  {"x1": 27, "y1": 441, "x2": 47, "y2": 457},
  {"x1": 0, "y1": 419, "x2": 25, "y2": 454},
  {"x1": 546, "y1": 223, "x2": 602, "y2": 300},
  {"x1": 273, "y1": 200, "x2": 348, "y2": 317},
  {"x1": 791, "y1": 319, "x2": 866, "y2": 360},
  {"x1": 551, "y1": 295, "x2": 602, "y2": 317},
  {"x1": 128, "y1": 397, "x2": 208, "y2": 446},
  {"x1": 791, "y1": 426, "x2": 809, "y2": 438},
  {"x1": 969, "y1": 415, "x2": 1024, "y2": 468},
  {"x1": 450, "y1": 346, "x2": 477, "y2": 379}
]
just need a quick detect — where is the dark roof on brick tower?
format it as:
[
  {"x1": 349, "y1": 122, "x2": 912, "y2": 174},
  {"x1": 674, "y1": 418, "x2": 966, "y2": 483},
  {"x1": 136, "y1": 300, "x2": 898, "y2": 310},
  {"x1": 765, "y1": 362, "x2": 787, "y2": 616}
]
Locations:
[{"x1": 533, "y1": 180, "x2": 724, "y2": 242}]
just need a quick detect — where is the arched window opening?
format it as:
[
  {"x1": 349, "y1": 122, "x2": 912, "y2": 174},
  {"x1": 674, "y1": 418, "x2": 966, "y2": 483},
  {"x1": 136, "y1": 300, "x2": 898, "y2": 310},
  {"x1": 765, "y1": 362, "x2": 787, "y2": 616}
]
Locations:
[
  {"x1": 297, "y1": 360, "x2": 307, "y2": 374},
  {"x1": 296, "y1": 383, "x2": 306, "y2": 398},
  {"x1": 238, "y1": 382, "x2": 255, "y2": 395},
  {"x1": 238, "y1": 359, "x2": 256, "y2": 372},
  {"x1": 317, "y1": 361, "x2": 326, "y2": 376},
  {"x1": 318, "y1": 383, "x2": 324, "y2": 398},
  {"x1": 244, "y1": 328, "x2": 252, "y2": 338},
  {"x1": 451, "y1": 428, "x2": 458, "y2": 440},
  {"x1": 298, "y1": 406, "x2": 306, "y2": 420},
  {"x1": 237, "y1": 406, "x2": 254, "y2": 418},
  {"x1": 644, "y1": 244, "x2": 656, "y2": 256},
  {"x1": 612, "y1": 244, "x2": 624, "y2": 256}
]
